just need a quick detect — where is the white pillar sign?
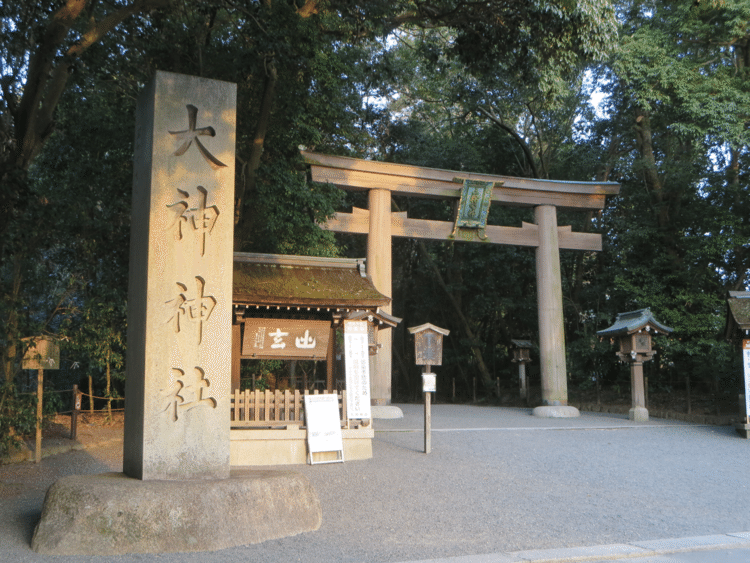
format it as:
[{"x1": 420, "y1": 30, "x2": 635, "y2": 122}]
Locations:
[
  {"x1": 743, "y1": 340, "x2": 750, "y2": 419},
  {"x1": 344, "y1": 320, "x2": 371, "y2": 420}
]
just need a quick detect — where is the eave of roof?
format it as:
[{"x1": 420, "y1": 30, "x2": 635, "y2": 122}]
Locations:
[
  {"x1": 596, "y1": 308, "x2": 673, "y2": 338},
  {"x1": 727, "y1": 294, "x2": 750, "y2": 330},
  {"x1": 233, "y1": 252, "x2": 390, "y2": 309}
]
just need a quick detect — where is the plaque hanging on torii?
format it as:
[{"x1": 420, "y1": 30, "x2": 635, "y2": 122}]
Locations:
[
  {"x1": 450, "y1": 178, "x2": 501, "y2": 241},
  {"x1": 305, "y1": 151, "x2": 620, "y2": 414}
]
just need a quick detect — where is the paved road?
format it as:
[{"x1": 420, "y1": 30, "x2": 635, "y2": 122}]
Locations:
[{"x1": 1, "y1": 404, "x2": 749, "y2": 562}]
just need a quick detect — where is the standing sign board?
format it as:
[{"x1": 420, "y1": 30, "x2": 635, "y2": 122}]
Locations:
[
  {"x1": 344, "y1": 320, "x2": 371, "y2": 420},
  {"x1": 304, "y1": 394, "x2": 344, "y2": 464},
  {"x1": 743, "y1": 340, "x2": 750, "y2": 419}
]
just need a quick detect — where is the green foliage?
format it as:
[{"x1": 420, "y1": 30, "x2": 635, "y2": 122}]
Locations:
[{"x1": 2, "y1": 0, "x2": 747, "y2": 410}]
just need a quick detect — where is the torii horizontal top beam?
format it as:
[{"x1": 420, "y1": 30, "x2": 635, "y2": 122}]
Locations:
[{"x1": 303, "y1": 151, "x2": 620, "y2": 211}]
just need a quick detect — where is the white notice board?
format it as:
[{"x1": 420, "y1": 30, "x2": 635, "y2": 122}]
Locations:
[
  {"x1": 304, "y1": 394, "x2": 344, "y2": 464},
  {"x1": 344, "y1": 320, "x2": 372, "y2": 420},
  {"x1": 744, "y1": 340, "x2": 750, "y2": 419}
]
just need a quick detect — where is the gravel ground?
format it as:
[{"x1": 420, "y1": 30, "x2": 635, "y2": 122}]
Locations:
[{"x1": 1, "y1": 404, "x2": 748, "y2": 563}]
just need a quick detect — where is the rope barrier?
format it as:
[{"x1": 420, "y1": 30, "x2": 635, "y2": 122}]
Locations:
[{"x1": 78, "y1": 392, "x2": 124, "y2": 401}]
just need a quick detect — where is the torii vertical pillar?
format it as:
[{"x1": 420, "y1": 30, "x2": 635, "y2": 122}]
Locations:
[
  {"x1": 534, "y1": 205, "x2": 579, "y2": 417},
  {"x1": 368, "y1": 188, "x2": 392, "y2": 405}
]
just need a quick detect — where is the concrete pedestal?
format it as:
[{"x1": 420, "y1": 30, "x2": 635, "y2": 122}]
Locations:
[
  {"x1": 371, "y1": 405, "x2": 404, "y2": 419},
  {"x1": 629, "y1": 406, "x2": 649, "y2": 422},
  {"x1": 31, "y1": 470, "x2": 321, "y2": 555},
  {"x1": 532, "y1": 405, "x2": 580, "y2": 418},
  {"x1": 735, "y1": 423, "x2": 750, "y2": 439}
]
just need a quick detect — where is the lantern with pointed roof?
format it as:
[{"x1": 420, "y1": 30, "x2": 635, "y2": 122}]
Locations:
[
  {"x1": 597, "y1": 309, "x2": 673, "y2": 422},
  {"x1": 596, "y1": 308, "x2": 673, "y2": 364},
  {"x1": 511, "y1": 339, "x2": 533, "y2": 364}
]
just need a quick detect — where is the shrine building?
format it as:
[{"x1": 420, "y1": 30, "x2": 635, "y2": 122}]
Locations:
[{"x1": 229, "y1": 252, "x2": 399, "y2": 465}]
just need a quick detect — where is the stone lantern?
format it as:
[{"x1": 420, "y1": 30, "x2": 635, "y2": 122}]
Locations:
[
  {"x1": 511, "y1": 339, "x2": 533, "y2": 402},
  {"x1": 596, "y1": 309, "x2": 673, "y2": 422}
]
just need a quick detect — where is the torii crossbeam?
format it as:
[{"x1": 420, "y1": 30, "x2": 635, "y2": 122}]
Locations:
[{"x1": 303, "y1": 151, "x2": 620, "y2": 416}]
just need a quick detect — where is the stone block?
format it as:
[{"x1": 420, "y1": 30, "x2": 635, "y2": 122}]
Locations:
[
  {"x1": 31, "y1": 471, "x2": 321, "y2": 555},
  {"x1": 629, "y1": 406, "x2": 649, "y2": 422}
]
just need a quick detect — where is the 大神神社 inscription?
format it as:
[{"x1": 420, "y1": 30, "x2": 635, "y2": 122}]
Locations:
[{"x1": 124, "y1": 72, "x2": 236, "y2": 480}]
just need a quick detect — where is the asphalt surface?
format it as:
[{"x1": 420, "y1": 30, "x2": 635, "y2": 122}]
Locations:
[{"x1": 1, "y1": 403, "x2": 750, "y2": 562}]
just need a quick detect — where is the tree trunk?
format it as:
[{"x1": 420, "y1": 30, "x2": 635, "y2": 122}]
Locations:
[
  {"x1": 2, "y1": 254, "x2": 23, "y2": 384},
  {"x1": 234, "y1": 58, "x2": 278, "y2": 250}
]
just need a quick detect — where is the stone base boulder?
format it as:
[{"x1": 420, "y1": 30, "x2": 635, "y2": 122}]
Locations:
[{"x1": 31, "y1": 470, "x2": 321, "y2": 555}]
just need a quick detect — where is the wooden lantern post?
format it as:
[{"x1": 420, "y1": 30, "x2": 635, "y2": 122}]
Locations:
[
  {"x1": 408, "y1": 323, "x2": 450, "y2": 453},
  {"x1": 597, "y1": 309, "x2": 672, "y2": 423},
  {"x1": 21, "y1": 336, "x2": 60, "y2": 463},
  {"x1": 511, "y1": 339, "x2": 533, "y2": 404}
]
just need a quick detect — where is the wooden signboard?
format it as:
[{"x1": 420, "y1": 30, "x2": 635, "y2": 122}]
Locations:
[
  {"x1": 304, "y1": 394, "x2": 344, "y2": 464},
  {"x1": 242, "y1": 319, "x2": 330, "y2": 360},
  {"x1": 21, "y1": 336, "x2": 60, "y2": 370},
  {"x1": 344, "y1": 320, "x2": 371, "y2": 420}
]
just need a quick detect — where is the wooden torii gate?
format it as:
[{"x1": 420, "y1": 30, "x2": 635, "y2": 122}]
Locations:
[{"x1": 303, "y1": 151, "x2": 619, "y2": 415}]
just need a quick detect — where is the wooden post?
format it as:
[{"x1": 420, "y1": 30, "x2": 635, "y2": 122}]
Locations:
[
  {"x1": 424, "y1": 364, "x2": 431, "y2": 454},
  {"x1": 535, "y1": 205, "x2": 568, "y2": 406},
  {"x1": 35, "y1": 368, "x2": 43, "y2": 464},
  {"x1": 473, "y1": 377, "x2": 476, "y2": 402},
  {"x1": 88, "y1": 374, "x2": 94, "y2": 413},
  {"x1": 629, "y1": 361, "x2": 648, "y2": 422},
  {"x1": 232, "y1": 322, "x2": 241, "y2": 392},
  {"x1": 368, "y1": 188, "x2": 392, "y2": 405},
  {"x1": 452, "y1": 377, "x2": 455, "y2": 400},
  {"x1": 686, "y1": 375, "x2": 691, "y2": 415},
  {"x1": 496, "y1": 377, "x2": 500, "y2": 400},
  {"x1": 71, "y1": 385, "x2": 80, "y2": 440},
  {"x1": 326, "y1": 324, "x2": 335, "y2": 392},
  {"x1": 519, "y1": 363, "x2": 527, "y2": 399}
]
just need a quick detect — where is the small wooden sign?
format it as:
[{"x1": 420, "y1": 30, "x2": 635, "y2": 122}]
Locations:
[
  {"x1": 304, "y1": 394, "x2": 344, "y2": 464},
  {"x1": 242, "y1": 319, "x2": 330, "y2": 360},
  {"x1": 21, "y1": 336, "x2": 60, "y2": 370}
]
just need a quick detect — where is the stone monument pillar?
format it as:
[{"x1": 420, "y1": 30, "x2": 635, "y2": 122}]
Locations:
[{"x1": 124, "y1": 71, "x2": 236, "y2": 480}]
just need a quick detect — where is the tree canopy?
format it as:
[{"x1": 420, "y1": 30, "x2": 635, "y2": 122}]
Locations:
[{"x1": 1, "y1": 0, "x2": 747, "y2": 423}]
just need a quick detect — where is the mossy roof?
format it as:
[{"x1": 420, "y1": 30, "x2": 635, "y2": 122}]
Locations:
[
  {"x1": 726, "y1": 293, "x2": 750, "y2": 342},
  {"x1": 233, "y1": 253, "x2": 390, "y2": 309}
]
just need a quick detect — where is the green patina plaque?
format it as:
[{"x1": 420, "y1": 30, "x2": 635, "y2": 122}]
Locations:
[{"x1": 451, "y1": 178, "x2": 501, "y2": 240}]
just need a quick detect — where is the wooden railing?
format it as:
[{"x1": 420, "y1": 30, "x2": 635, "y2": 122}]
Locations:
[{"x1": 230, "y1": 389, "x2": 350, "y2": 429}]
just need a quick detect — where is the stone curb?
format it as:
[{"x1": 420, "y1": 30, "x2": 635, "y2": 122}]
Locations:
[{"x1": 399, "y1": 533, "x2": 750, "y2": 563}]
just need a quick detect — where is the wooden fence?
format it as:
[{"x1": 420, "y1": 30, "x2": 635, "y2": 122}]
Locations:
[{"x1": 230, "y1": 389, "x2": 354, "y2": 429}]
